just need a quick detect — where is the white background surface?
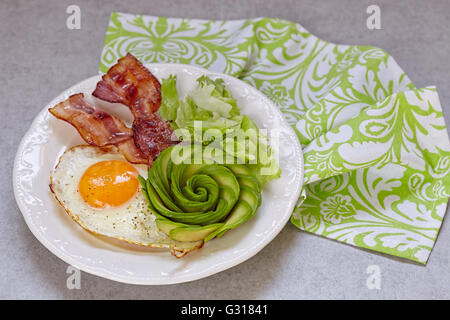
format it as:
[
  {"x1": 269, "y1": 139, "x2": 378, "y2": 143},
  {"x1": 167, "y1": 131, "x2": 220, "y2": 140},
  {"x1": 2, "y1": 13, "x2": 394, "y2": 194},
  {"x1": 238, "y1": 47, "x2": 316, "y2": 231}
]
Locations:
[{"x1": 2, "y1": 0, "x2": 450, "y2": 299}]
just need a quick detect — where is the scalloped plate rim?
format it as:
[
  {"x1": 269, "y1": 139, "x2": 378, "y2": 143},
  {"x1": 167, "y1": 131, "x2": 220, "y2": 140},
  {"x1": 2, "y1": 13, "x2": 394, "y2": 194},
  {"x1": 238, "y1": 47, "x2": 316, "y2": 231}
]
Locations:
[{"x1": 13, "y1": 63, "x2": 304, "y2": 285}]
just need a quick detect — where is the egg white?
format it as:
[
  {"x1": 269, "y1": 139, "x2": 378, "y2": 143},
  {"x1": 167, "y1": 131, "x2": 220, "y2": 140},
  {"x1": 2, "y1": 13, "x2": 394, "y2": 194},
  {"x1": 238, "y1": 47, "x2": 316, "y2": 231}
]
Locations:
[{"x1": 50, "y1": 145, "x2": 202, "y2": 257}]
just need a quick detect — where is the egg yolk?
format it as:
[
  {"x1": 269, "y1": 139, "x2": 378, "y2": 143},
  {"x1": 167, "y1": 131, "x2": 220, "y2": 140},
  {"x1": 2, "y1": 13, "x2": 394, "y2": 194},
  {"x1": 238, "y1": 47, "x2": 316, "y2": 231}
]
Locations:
[{"x1": 79, "y1": 160, "x2": 139, "y2": 208}]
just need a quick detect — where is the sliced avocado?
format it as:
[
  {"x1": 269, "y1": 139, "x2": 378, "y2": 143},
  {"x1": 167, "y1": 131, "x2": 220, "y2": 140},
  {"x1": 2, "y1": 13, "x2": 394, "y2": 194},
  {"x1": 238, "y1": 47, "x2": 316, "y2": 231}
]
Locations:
[
  {"x1": 197, "y1": 165, "x2": 240, "y2": 200},
  {"x1": 169, "y1": 223, "x2": 224, "y2": 242},
  {"x1": 156, "y1": 219, "x2": 191, "y2": 236},
  {"x1": 223, "y1": 201, "x2": 253, "y2": 227},
  {"x1": 141, "y1": 145, "x2": 265, "y2": 242},
  {"x1": 237, "y1": 186, "x2": 260, "y2": 213},
  {"x1": 236, "y1": 174, "x2": 261, "y2": 194},
  {"x1": 172, "y1": 169, "x2": 219, "y2": 213},
  {"x1": 149, "y1": 154, "x2": 181, "y2": 212},
  {"x1": 219, "y1": 185, "x2": 237, "y2": 207},
  {"x1": 146, "y1": 180, "x2": 181, "y2": 217},
  {"x1": 227, "y1": 164, "x2": 251, "y2": 176},
  {"x1": 181, "y1": 163, "x2": 208, "y2": 185},
  {"x1": 205, "y1": 184, "x2": 261, "y2": 241},
  {"x1": 157, "y1": 146, "x2": 173, "y2": 185},
  {"x1": 204, "y1": 201, "x2": 253, "y2": 242}
]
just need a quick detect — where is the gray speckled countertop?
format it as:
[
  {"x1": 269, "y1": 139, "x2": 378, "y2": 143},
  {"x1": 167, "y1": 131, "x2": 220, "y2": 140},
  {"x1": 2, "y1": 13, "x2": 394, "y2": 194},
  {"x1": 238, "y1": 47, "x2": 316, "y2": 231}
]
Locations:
[{"x1": 1, "y1": 0, "x2": 450, "y2": 299}]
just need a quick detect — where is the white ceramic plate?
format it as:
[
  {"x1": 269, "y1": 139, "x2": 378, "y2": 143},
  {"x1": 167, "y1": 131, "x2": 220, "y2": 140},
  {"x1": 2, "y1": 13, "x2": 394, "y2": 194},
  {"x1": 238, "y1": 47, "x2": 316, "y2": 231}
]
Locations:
[{"x1": 13, "y1": 63, "x2": 303, "y2": 285}]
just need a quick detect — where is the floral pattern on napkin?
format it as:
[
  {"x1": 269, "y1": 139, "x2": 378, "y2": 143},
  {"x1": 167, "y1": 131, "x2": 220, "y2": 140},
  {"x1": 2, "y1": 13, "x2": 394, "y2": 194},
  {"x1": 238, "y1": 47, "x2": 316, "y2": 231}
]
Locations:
[{"x1": 99, "y1": 12, "x2": 450, "y2": 263}]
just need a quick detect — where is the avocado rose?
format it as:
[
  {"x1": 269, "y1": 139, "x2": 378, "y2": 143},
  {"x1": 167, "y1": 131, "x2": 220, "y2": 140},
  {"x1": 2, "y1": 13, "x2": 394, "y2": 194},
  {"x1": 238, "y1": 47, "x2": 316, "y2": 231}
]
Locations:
[{"x1": 139, "y1": 145, "x2": 262, "y2": 242}]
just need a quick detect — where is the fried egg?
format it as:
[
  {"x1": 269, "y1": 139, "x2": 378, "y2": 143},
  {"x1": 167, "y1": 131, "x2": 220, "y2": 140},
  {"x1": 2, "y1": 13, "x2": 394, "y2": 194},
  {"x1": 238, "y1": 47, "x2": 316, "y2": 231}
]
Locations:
[{"x1": 50, "y1": 145, "x2": 202, "y2": 257}]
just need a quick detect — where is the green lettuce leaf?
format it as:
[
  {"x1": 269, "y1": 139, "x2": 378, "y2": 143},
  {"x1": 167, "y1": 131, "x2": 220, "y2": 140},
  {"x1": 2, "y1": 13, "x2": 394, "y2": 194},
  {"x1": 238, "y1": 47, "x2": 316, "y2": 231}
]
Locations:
[
  {"x1": 195, "y1": 76, "x2": 239, "y2": 116},
  {"x1": 222, "y1": 115, "x2": 281, "y2": 185},
  {"x1": 158, "y1": 75, "x2": 281, "y2": 185},
  {"x1": 157, "y1": 75, "x2": 179, "y2": 124},
  {"x1": 189, "y1": 85, "x2": 234, "y2": 118}
]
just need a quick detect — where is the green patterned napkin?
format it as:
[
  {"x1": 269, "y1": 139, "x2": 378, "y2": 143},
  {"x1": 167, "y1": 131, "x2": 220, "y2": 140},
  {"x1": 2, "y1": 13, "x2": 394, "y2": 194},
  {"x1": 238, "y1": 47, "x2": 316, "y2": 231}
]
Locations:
[{"x1": 99, "y1": 12, "x2": 450, "y2": 264}]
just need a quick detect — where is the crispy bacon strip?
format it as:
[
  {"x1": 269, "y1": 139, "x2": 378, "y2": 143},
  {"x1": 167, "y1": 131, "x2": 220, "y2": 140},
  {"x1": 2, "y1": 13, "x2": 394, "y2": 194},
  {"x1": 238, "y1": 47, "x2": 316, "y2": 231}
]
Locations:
[
  {"x1": 117, "y1": 139, "x2": 149, "y2": 165},
  {"x1": 49, "y1": 93, "x2": 132, "y2": 146},
  {"x1": 51, "y1": 54, "x2": 177, "y2": 166},
  {"x1": 92, "y1": 53, "x2": 161, "y2": 120},
  {"x1": 49, "y1": 93, "x2": 148, "y2": 164},
  {"x1": 93, "y1": 53, "x2": 179, "y2": 162},
  {"x1": 132, "y1": 115, "x2": 179, "y2": 160}
]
